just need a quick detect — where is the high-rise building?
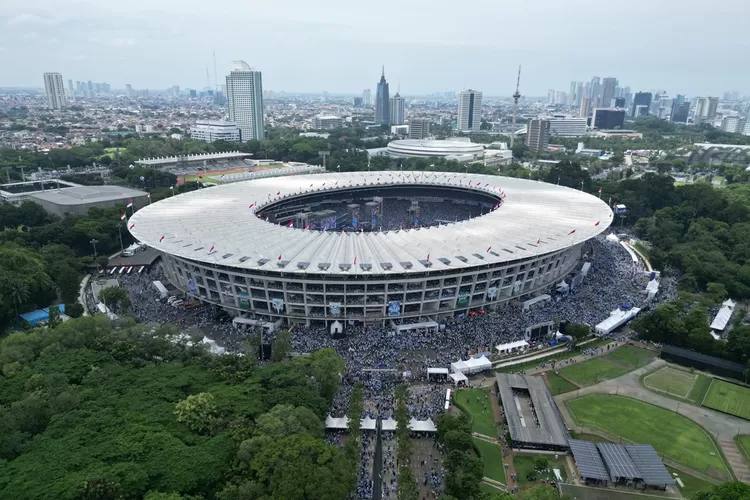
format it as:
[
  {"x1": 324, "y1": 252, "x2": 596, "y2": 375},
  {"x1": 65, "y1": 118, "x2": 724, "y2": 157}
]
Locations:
[
  {"x1": 526, "y1": 119, "x2": 550, "y2": 153},
  {"x1": 591, "y1": 108, "x2": 626, "y2": 129},
  {"x1": 693, "y1": 97, "x2": 719, "y2": 124},
  {"x1": 67, "y1": 79, "x2": 74, "y2": 96},
  {"x1": 457, "y1": 89, "x2": 482, "y2": 132},
  {"x1": 613, "y1": 97, "x2": 625, "y2": 109},
  {"x1": 569, "y1": 81, "x2": 577, "y2": 106},
  {"x1": 579, "y1": 95, "x2": 591, "y2": 118},
  {"x1": 632, "y1": 92, "x2": 652, "y2": 117},
  {"x1": 362, "y1": 89, "x2": 371, "y2": 106},
  {"x1": 547, "y1": 115, "x2": 587, "y2": 137},
  {"x1": 43, "y1": 72, "x2": 66, "y2": 110},
  {"x1": 126, "y1": 84, "x2": 134, "y2": 98},
  {"x1": 87, "y1": 80, "x2": 93, "y2": 97},
  {"x1": 670, "y1": 100, "x2": 690, "y2": 123},
  {"x1": 589, "y1": 77, "x2": 601, "y2": 106},
  {"x1": 575, "y1": 82, "x2": 584, "y2": 107},
  {"x1": 389, "y1": 93, "x2": 405, "y2": 125},
  {"x1": 601, "y1": 77, "x2": 618, "y2": 108},
  {"x1": 555, "y1": 91, "x2": 567, "y2": 106},
  {"x1": 375, "y1": 67, "x2": 390, "y2": 125},
  {"x1": 225, "y1": 60, "x2": 265, "y2": 141},
  {"x1": 721, "y1": 116, "x2": 744, "y2": 134},
  {"x1": 408, "y1": 118, "x2": 430, "y2": 139}
]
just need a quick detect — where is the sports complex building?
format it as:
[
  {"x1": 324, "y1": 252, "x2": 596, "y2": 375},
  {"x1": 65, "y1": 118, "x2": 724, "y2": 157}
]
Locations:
[{"x1": 128, "y1": 171, "x2": 612, "y2": 327}]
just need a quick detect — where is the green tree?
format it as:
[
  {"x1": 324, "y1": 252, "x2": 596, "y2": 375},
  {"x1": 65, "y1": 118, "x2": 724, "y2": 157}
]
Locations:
[
  {"x1": 691, "y1": 481, "x2": 750, "y2": 500},
  {"x1": 271, "y1": 330, "x2": 293, "y2": 362},
  {"x1": 99, "y1": 286, "x2": 131, "y2": 312},
  {"x1": 533, "y1": 456, "x2": 549, "y2": 471},
  {"x1": 174, "y1": 392, "x2": 218, "y2": 434},
  {"x1": 47, "y1": 304, "x2": 61, "y2": 329},
  {"x1": 57, "y1": 265, "x2": 81, "y2": 303},
  {"x1": 65, "y1": 302, "x2": 85, "y2": 318}
]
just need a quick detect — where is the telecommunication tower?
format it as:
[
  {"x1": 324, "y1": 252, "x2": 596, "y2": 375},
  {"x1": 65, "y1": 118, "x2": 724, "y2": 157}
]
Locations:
[{"x1": 511, "y1": 66, "x2": 522, "y2": 149}]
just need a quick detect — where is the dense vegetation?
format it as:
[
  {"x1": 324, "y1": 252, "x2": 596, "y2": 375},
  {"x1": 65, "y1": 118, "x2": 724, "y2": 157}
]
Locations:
[{"x1": 0, "y1": 316, "x2": 351, "y2": 499}]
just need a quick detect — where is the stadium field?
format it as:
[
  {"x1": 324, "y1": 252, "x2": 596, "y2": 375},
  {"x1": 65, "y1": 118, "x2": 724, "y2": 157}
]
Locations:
[
  {"x1": 178, "y1": 167, "x2": 248, "y2": 185},
  {"x1": 453, "y1": 388, "x2": 496, "y2": 437},
  {"x1": 567, "y1": 394, "x2": 729, "y2": 480},
  {"x1": 546, "y1": 372, "x2": 578, "y2": 395},
  {"x1": 558, "y1": 358, "x2": 624, "y2": 387},
  {"x1": 643, "y1": 366, "x2": 697, "y2": 398},
  {"x1": 703, "y1": 379, "x2": 750, "y2": 420}
]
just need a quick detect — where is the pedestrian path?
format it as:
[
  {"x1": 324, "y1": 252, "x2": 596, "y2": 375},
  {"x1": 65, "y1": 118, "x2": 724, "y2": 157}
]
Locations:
[{"x1": 720, "y1": 440, "x2": 750, "y2": 483}]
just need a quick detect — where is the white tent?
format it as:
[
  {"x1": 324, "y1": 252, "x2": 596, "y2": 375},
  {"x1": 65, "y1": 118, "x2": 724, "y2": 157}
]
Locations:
[
  {"x1": 580, "y1": 262, "x2": 592, "y2": 278},
  {"x1": 451, "y1": 356, "x2": 491, "y2": 374},
  {"x1": 595, "y1": 308, "x2": 641, "y2": 335},
  {"x1": 710, "y1": 299, "x2": 736, "y2": 331},
  {"x1": 522, "y1": 294, "x2": 551, "y2": 310},
  {"x1": 449, "y1": 372, "x2": 468, "y2": 386},
  {"x1": 361, "y1": 417, "x2": 377, "y2": 430},
  {"x1": 496, "y1": 339, "x2": 530, "y2": 355},
  {"x1": 409, "y1": 418, "x2": 437, "y2": 433},
  {"x1": 324, "y1": 415, "x2": 350, "y2": 429},
  {"x1": 382, "y1": 418, "x2": 398, "y2": 431},
  {"x1": 427, "y1": 367, "x2": 449, "y2": 376},
  {"x1": 645, "y1": 280, "x2": 659, "y2": 299},
  {"x1": 444, "y1": 388, "x2": 452, "y2": 410},
  {"x1": 202, "y1": 336, "x2": 226, "y2": 355},
  {"x1": 450, "y1": 360, "x2": 469, "y2": 373}
]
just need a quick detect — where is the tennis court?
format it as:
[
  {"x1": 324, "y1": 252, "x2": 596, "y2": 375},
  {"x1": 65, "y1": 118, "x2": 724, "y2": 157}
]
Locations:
[
  {"x1": 643, "y1": 366, "x2": 697, "y2": 398},
  {"x1": 703, "y1": 379, "x2": 750, "y2": 420}
]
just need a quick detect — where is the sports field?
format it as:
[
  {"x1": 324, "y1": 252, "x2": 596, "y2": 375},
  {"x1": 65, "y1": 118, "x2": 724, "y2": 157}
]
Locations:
[
  {"x1": 546, "y1": 372, "x2": 578, "y2": 395},
  {"x1": 567, "y1": 394, "x2": 729, "y2": 480},
  {"x1": 642, "y1": 366, "x2": 713, "y2": 403},
  {"x1": 558, "y1": 346, "x2": 656, "y2": 387},
  {"x1": 453, "y1": 388, "x2": 497, "y2": 437},
  {"x1": 179, "y1": 167, "x2": 248, "y2": 185},
  {"x1": 703, "y1": 379, "x2": 750, "y2": 420},
  {"x1": 473, "y1": 438, "x2": 506, "y2": 484}
]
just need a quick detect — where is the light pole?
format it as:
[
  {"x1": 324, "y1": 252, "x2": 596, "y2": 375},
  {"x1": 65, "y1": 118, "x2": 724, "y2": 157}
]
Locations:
[
  {"x1": 580, "y1": 181, "x2": 584, "y2": 191},
  {"x1": 117, "y1": 224, "x2": 123, "y2": 252}
]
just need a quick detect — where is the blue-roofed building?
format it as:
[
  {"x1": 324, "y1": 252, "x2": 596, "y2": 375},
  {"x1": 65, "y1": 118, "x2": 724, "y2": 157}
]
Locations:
[{"x1": 19, "y1": 304, "x2": 66, "y2": 327}]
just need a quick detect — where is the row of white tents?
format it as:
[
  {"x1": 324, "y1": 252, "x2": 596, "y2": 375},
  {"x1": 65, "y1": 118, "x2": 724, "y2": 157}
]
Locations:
[
  {"x1": 324, "y1": 415, "x2": 437, "y2": 433},
  {"x1": 450, "y1": 355, "x2": 492, "y2": 375}
]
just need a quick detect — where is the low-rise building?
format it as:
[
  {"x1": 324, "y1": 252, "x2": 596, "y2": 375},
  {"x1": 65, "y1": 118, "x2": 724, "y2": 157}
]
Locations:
[
  {"x1": 312, "y1": 115, "x2": 344, "y2": 130},
  {"x1": 189, "y1": 120, "x2": 241, "y2": 143},
  {"x1": 408, "y1": 118, "x2": 430, "y2": 139},
  {"x1": 30, "y1": 185, "x2": 149, "y2": 217},
  {"x1": 546, "y1": 115, "x2": 587, "y2": 137}
]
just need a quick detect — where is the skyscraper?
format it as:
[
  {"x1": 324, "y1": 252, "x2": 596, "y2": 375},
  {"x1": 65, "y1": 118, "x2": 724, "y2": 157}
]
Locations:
[
  {"x1": 525, "y1": 119, "x2": 550, "y2": 153},
  {"x1": 225, "y1": 60, "x2": 265, "y2": 141},
  {"x1": 375, "y1": 67, "x2": 390, "y2": 125},
  {"x1": 579, "y1": 95, "x2": 591, "y2": 118},
  {"x1": 67, "y1": 79, "x2": 74, "y2": 96},
  {"x1": 670, "y1": 100, "x2": 690, "y2": 123},
  {"x1": 589, "y1": 77, "x2": 601, "y2": 106},
  {"x1": 632, "y1": 92, "x2": 652, "y2": 117},
  {"x1": 693, "y1": 97, "x2": 719, "y2": 124},
  {"x1": 575, "y1": 82, "x2": 584, "y2": 107},
  {"x1": 601, "y1": 77, "x2": 618, "y2": 108},
  {"x1": 569, "y1": 81, "x2": 577, "y2": 106},
  {"x1": 457, "y1": 89, "x2": 482, "y2": 132},
  {"x1": 362, "y1": 89, "x2": 371, "y2": 106},
  {"x1": 43, "y1": 72, "x2": 66, "y2": 110},
  {"x1": 389, "y1": 93, "x2": 405, "y2": 125}
]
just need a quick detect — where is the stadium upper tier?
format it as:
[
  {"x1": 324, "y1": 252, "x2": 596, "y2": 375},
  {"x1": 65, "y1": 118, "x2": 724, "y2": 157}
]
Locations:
[{"x1": 128, "y1": 172, "x2": 612, "y2": 276}]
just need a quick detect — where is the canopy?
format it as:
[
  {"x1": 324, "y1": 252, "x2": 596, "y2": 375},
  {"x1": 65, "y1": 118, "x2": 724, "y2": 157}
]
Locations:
[
  {"x1": 522, "y1": 294, "x2": 551, "y2": 310},
  {"x1": 409, "y1": 418, "x2": 437, "y2": 433},
  {"x1": 381, "y1": 418, "x2": 397, "y2": 431},
  {"x1": 496, "y1": 339, "x2": 529, "y2": 354},
  {"x1": 710, "y1": 299, "x2": 736, "y2": 331},
  {"x1": 427, "y1": 367, "x2": 449, "y2": 375},
  {"x1": 395, "y1": 321, "x2": 439, "y2": 333},
  {"x1": 595, "y1": 307, "x2": 641, "y2": 335},
  {"x1": 202, "y1": 336, "x2": 226, "y2": 355},
  {"x1": 449, "y1": 372, "x2": 468, "y2": 385},
  {"x1": 451, "y1": 356, "x2": 491, "y2": 374},
  {"x1": 361, "y1": 417, "x2": 377, "y2": 430},
  {"x1": 325, "y1": 415, "x2": 350, "y2": 429}
]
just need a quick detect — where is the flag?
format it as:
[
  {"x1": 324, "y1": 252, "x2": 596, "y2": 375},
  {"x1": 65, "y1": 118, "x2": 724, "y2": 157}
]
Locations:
[
  {"x1": 120, "y1": 212, "x2": 126, "y2": 220},
  {"x1": 502, "y1": 191, "x2": 507, "y2": 199},
  {"x1": 159, "y1": 235, "x2": 165, "y2": 242},
  {"x1": 568, "y1": 229, "x2": 576, "y2": 235},
  {"x1": 265, "y1": 216, "x2": 269, "y2": 221},
  {"x1": 276, "y1": 191, "x2": 280, "y2": 195},
  {"x1": 146, "y1": 192, "x2": 151, "y2": 198},
  {"x1": 484, "y1": 183, "x2": 489, "y2": 187},
  {"x1": 598, "y1": 187, "x2": 602, "y2": 194},
  {"x1": 208, "y1": 245, "x2": 215, "y2": 253},
  {"x1": 323, "y1": 183, "x2": 326, "y2": 186},
  {"x1": 287, "y1": 220, "x2": 294, "y2": 227},
  {"x1": 536, "y1": 238, "x2": 541, "y2": 244},
  {"x1": 220, "y1": 174, "x2": 225, "y2": 179},
  {"x1": 277, "y1": 255, "x2": 282, "y2": 260},
  {"x1": 487, "y1": 246, "x2": 492, "y2": 253},
  {"x1": 426, "y1": 253, "x2": 430, "y2": 261},
  {"x1": 305, "y1": 224, "x2": 310, "y2": 230},
  {"x1": 248, "y1": 203, "x2": 255, "y2": 209},
  {"x1": 594, "y1": 220, "x2": 600, "y2": 226},
  {"x1": 198, "y1": 173, "x2": 203, "y2": 178},
  {"x1": 126, "y1": 200, "x2": 133, "y2": 208},
  {"x1": 354, "y1": 256, "x2": 357, "y2": 265},
  {"x1": 129, "y1": 223, "x2": 135, "y2": 229},
  {"x1": 335, "y1": 181, "x2": 339, "y2": 185},
  {"x1": 310, "y1": 183, "x2": 313, "y2": 188}
]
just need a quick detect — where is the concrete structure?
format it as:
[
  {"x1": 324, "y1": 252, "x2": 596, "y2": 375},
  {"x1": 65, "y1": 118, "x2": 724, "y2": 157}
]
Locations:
[
  {"x1": 134, "y1": 151, "x2": 252, "y2": 171},
  {"x1": 601, "y1": 77, "x2": 618, "y2": 108},
  {"x1": 526, "y1": 119, "x2": 550, "y2": 153},
  {"x1": 189, "y1": 120, "x2": 241, "y2": 143},
  {"x1": 408, "y1": 118, "x2": 430, "y2": 139},
  {"x1": 312, "y1": 115, "x2": 344, "y2": 130},
  {"x1": 43, "y1": 72, "x2": 66, "y2": 110},
  {"x1": 632, "y1": 92, "x2": 652, "y2": 117},
  {"x1": 670, "y1": 100, "x2": 690, "y2": 123},
  {"x1": 693, "y1": 97, "x2": 719, "y2": 124},
  {"x1": 30, "y1": 185, "x2": 149, "y2": 217},
  {"x1": 591, "y1": 108, "x2": 626, "y2": 129},
  {"x1": 579, "y1": 95, "x2": 591, "y2": 118},
  {"x1": 547, "y1": 115, "x2": 587, "y2": 137},
  {"x1": 389, "y1": 93, "x2": 405, "y2": 126},
  {"x1": 386, "y1": 139, "x2": 484, "y2": 158},
  {"x1": 226, "y1": 60, "x2": 265, "y2": 140},
  {"x1": 721, "y1": 116, "x2": 745, "y2": 134},
  {"x1": 362, "y1": 89, "x2": 371, "y2": 106},
  {"x1": 457, "y1": 89, "x2": 482, "y2": 132},
  {"x1": 375, "y1": 66, "x2": 390, "y2": 125},
  {"x1": 128, "y1": 172, "x2": 611, "y2": 325},
  {"x1": 0, "y1": 179, "x2": 80, "y2": 205}
]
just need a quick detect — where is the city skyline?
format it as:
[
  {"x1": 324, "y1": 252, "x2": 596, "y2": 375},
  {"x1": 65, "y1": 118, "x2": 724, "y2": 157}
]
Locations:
[{"x1": 2, "y1": 0, "x2": 749, "y2": 96}]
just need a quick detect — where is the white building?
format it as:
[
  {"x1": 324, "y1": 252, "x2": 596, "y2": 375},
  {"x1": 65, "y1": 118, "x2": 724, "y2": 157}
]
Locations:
[
  {"x1": 190, "y1": 120, "x2": 241, "y2": 143},
  {"x1": 721, "y1": 116, "x2": 745, "y2": 134},
  {"x1": 226, "y1": 60, "x2": 265, "y2": 141},
  {"x1": 457, "y1": 89, "x2": 482, "y2": 132},
  {"x1": 546, "y1": 115, "x2": 587, "y2": 137},
  {"x1": 389, "y1": 93, "x2": 405, "y2": 125},
  {"x1": 43, "y1": 72, "x2": 66, "y2": 110},
  {"x1": 312, "y1": 115, "x2": 344, "y2": 130},
  {"x1": 693, "y1": 97, "x2": 719, "y2": 124},
  {"x1": 408, "y1": 118, "x2": 430, "y2": 139}
]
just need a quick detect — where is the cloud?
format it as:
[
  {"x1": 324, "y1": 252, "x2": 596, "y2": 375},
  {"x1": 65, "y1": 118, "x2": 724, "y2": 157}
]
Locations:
[
  {"x1": 7, "y1": 13, "x2": 60, "y2": 26},
  {"x1": 111, "y1": 38, "x2": 136, "y2": 47}
]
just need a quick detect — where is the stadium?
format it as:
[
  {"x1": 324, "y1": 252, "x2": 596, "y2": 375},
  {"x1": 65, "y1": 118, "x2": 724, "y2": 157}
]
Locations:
[{"x1": 128, "y1": 171, "x2": 612, "y2": 328}]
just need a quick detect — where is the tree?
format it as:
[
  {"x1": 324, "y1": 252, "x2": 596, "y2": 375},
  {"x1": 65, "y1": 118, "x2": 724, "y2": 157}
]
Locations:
[
  {"x1": 65, "y1": 302, "x2": 85, "y2": 318},
  {"x1": 76, "y1": 477, "x2": 123, "y2": 500},
  {"x1": 692, "y1": 481, "x2": 750, "y2": 500},
  {"x1": 174, "y1": 392, "x2": 218, "y2": 434},
  {"x1": 271, "y1": 330, "x2": 293, "y2": 362},
  {"x1": 10, "y1": 282, "x2": 30, "y2": 321},
  {"x1": 533, "y1": 456, "x2": 549, "y2": 471},
  {"x1": 99, "y1": 286, "x2": 131, "y2": 312},
  {"x1": 564, "y1": 323, "x2": 590, "y2": 341},
  {"x1": 57, "y1": 265, "x2": 81, "y2": 303},
  {"x1": 47, "y1": 304, "x2": 61, "y2": 329}
]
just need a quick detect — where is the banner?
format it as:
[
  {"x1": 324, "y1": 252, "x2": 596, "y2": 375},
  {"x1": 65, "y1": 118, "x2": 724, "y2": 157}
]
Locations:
[
  {"x1": 271, "y1": 298, "x2": 285, "y2": 313},
  {"x1": 238, "y1": 292, "x2": 250, "y2": 309},
  {"x1": 329, "y1": 302, "x2": 342, "y2": 315},
  {"x1": 457, "y1": 291, "x2": 469, "y2": 307},
  {"x1": 387, "y1": 301, "x2": 401, "y2": 317},
  {"x1": 486, "y1": 287, "x2": 498, "y2": 300}
]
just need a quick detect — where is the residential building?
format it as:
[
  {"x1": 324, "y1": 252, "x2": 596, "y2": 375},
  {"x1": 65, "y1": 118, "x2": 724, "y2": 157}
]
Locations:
[
  {"x1": 189, "y1": 120, "x2": 241, "y2": 142},
  {"x1": 591, "y1": 108, "x2": 626, "y2": 129},
  {"x1": 670, "y1": 100, "x2": 690, "y2": 123},
  {"x1": 43, "y1": 72, "x2": 66, "y2": 110},
  {"x1": 67, "y1": 79, "x2": 74, "y2": 96},
  {"x1": 408, "y1": 118, "x2": 430, "y2": 139},
  {"x1": 312, "y1": 115, "x2": 344, "y2": 130},
  {"x1": 579, "y1": 95, "x2": 591, "y2": 118},
  {"x1": 389, "y1": 93, "x2": 405, "y2": 125},
  {"x1": 126, "y1": 84, "x2": 134, "y2": 98},
  {"x1": 575, "y1": 82, "x2": 584, "y2": 107},
  {"x1": 457, "y1": 89, "x2": 483, "y2": 132},
  {"x1": 375, "y1": 67, "x2": 390, "y2": 125},
  {"x1": 547, "y1": 115, "x2": 587, "y2": 137},
  {"x1": 601, "y1": 77, "x2": 617, "y2": 108},
  {"x1": 693, "y1": 97, "x2": 719, "y2": 124},
  {"x1": 226, "y1": 60, "x2": 265, "y2": 140},
  {"x1": 363, "y1": 89, "x2": 371, "y2": 106},
  {"x1": 632, "y1": 92, "x2": 652, "y2": 117},
  {"x1": 589, "y1": 77, "x2": 601, "y2": 105},
  {"x1": 721, "y1": 116, "x2": 744, "y2": 134},
  {"x1": 569, "y1": 81, "x2": 577, "y2": 106},
  {"x1": 525, "y1": 119, "x2": 550, "y2": 153}
]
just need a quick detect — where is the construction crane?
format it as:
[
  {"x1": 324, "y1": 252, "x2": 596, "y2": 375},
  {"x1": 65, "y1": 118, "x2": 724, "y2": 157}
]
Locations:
[{"x1": 511, "y1": 65, "x2": 522, "y2": 149}]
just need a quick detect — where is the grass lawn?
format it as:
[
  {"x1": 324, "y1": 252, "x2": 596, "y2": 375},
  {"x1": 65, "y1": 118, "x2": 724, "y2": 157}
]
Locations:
[
  {"x1": 735, "y1": 435, "x2": 750, "y2": 468},
  {"x1": 453, "y1": 388, "x2": 497, "y2": 437},
  {"x1": 514, "y1": 455, "x2": 568, "y2": 486},
  {"x1": 558, "y1": 346, "x2": 656, "y2": 388},
  {"x1": 566, "y1": 394, "x2": 729, "y2": 480},
  {"x1": 643, "y1": 366, "x2": 698, "y2": 398},
  {"x1": 479, "y1": 482, "x2": 504, "y2": 495},
  {"x1": 703, "y1": 379, "x2": 750, "y2": 420},
  {"x1": 495, "y1": 338, "x2": 612, "y2": 374},
  {"x1": 473, "y1": 438, "x2": 506, "y2": 484},
  {"x1": 546, "y1": 372, "x2": 578, "y2": 395},
  {"x1": 605, "y1": 345, "x2": 657, "y2": 370},
  {"x1": 569, "y1": 431, "x2": 612, "y2": 443},
  {"x1": 666, "y1": 466, "x2": 715, "y2": 499}
]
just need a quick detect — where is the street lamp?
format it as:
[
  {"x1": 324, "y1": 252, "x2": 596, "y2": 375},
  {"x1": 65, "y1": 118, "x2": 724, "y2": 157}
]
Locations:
[
  {"x1": 580, "y1": 181, "x2": 584, "y2": 191},
  {"x1": 90, "y1": 238, "x2": 99, "y2": 260},
  {"x1": 117, "y1": 224, "x2": 123, "y2": 252}
]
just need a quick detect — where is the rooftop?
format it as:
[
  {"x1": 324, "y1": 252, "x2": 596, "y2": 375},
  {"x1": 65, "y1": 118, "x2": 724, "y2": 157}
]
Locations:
[
  {"x1": 30, "y1": 185, "x2": 147, "y2": 205},
  {"x1": 135, "y1": 151, "x2": 252, "y2": 166}
]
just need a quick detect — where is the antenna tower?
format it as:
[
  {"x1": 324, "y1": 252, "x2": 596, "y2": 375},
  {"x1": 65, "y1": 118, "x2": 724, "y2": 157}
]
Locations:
[
  {"x1": 511, "y1": 65, "x2": 522, "y2": 149},
  {"x1": 213, "y1": 50, "x2": 218, "y2": 92}
]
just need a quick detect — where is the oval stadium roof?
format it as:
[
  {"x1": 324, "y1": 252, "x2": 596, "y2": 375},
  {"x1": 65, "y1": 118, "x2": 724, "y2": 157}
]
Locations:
[{"x1": 127, "y1": 171, "x2": 612, "y2": 275}]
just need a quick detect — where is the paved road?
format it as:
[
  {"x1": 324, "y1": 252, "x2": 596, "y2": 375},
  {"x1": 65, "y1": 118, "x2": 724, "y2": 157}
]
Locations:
[{"x1": 555, "y1": 358, "x2": 750, "y2": 482}]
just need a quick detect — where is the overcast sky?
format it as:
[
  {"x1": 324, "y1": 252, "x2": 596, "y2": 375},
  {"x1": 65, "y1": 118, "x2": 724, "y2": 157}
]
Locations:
[{"x1": 2, "y1": 0, "x2": 749, "y2": 97}]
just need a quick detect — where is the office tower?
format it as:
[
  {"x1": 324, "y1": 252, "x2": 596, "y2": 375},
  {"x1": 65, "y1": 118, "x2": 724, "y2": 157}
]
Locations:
[
  {"x1": 579, "y1": 95, "x2": 591, "y2": 118},
  {"x1": 126, "y1": 84, "x2": 134, "y2": 98},
  {"x1": 362, "y1": 89, "x2": 371, "y2": 106},
  {"x1": 632, "y1": 91, "x2": 653, "y2": 117},
  {"x1": 721, "y1": 116, "x2": 743, "y2": 134},
  {"x1": 591, "y1": 108, "x2": 626, "y2": 129},
  {"x1": 547, "y1": 115, "x2": 587, "y2": 136},
  {"x1": 408, "y1": 118, "x2": 430, "y2": 139},
  {"x1": 375, "y1": 67, "x2": 390, "y2": 125},
  {"x1": 670, "y1": 100, "x2": 690, "y2": 123},
  {"x1": 525, "y1": 119, "x2": 550, "y2": 153},
  {"x1": 353, "y1": 97, "x2": 363, "y2": 107},
  {"x1": 614, "y1": 97, "x2": 625, "y2": 108},
  {"x1": 569, "y1": 81, "x2": 577, "y2": 106},
  {"x1": 67, "y1": 79, "x2": 74, "y2": 96},
  {"x1": 87, "y1": 80, "x2": 93, "y2": 97},
  {"x1": 457, "y1": 89, "x2": 483, "y2": 132},
  {"x1": 695, "y1": 97, "x2": 719, "y2": 123},
  {"x1": 389, "y1": 93, "x2": 405, "y2": 125},
  {"x1": 547, "y1": 89, "x2": 555, "y2": 104},
  {"x1": 312, "y1": 115, "x2": 344, "y2": 129},
  {"x1": 43, "y1": 72, "x2": 66, "y2": 110},
  {"x1": 601, "y1": 77, "x2": 618, "y2": 108},
  {"x1": 576, "y1": 82, "x2": 584, "y2": 107},
  {"x1": 225, "y1": 60, "x2": 265, "y2": 140},
  {"x1": 555, "y1": 91, "x2": 567, "y2": 106},
  {"x1": 590, "y1": 77, "x2": 601, "y2": 106}
]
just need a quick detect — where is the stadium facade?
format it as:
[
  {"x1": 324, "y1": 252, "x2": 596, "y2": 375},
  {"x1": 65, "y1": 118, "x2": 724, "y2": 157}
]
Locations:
[{"x1": 129, "y1": 172, "x2": 612, "y2": 327}]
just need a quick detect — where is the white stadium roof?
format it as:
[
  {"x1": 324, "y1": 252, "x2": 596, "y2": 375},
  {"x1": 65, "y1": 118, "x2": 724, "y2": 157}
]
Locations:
[{"x1": 128, "y1": 171, "x2": 612, "y2": 276}]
